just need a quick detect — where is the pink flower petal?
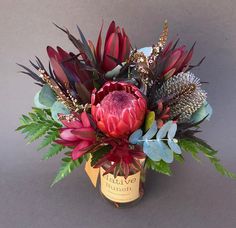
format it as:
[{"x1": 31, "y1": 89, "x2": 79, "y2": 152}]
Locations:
[
  {"x1": 60, "y1": 129, "x2": 78, "y2": 141},
  {"x1": 72, "y1": 141, "x2": 91, "y2": 160},
  {"x1": 81, "y1": 112, "x2": 91, "y2": 127},
  {"x1": 122, "y1": 109, "x2": 135, "y2": 128},
  {"x1": 55, "y1": 139, "x2": 77, "y2": 147},
  {"x1": 60, "y1": 119, "x2": 82, "y2": 129},
  {"x1": 106, "y1": 115, "x2": 118, "y2": 134},
  {"x1": 71, "y1": 128, "x2": 96, "y2": 141}
]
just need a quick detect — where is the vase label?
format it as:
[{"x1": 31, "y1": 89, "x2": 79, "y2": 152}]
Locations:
[
  {"x1": 100, "y1": 167, "x2": 140, "y2": 203},
  {"x1": 85, "y1": 157, "x2": 100, "y2": 187}
]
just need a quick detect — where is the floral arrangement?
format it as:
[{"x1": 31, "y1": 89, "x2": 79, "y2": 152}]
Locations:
[{"x1": 17, "y1": 20, "x2": 235, "y2": 204}]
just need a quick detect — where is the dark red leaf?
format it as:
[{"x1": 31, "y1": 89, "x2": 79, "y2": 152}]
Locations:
[
  {"x1": 102, "y1": 32, "x2": 120, "y2": 71},
  {"x1": 180, "y1": 42, "x2": 196, "y2": 69},
  {"x1": 96, "y1": 23, "x2": 103, "y2": 64},
  {"x1": 105, "y1": 21, "x2": 116, "y2": 45},
  {"x1": 72, "y1": 141, "x2": 91, "y2": 160}
]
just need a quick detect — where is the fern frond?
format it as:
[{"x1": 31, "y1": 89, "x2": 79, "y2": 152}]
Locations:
[
  {"x1": 51, "y1": 157, "x2": 83, "y2": 187},
  {"x1": 17, "y1": 108, "x2": 64, "y2": 160},
  {"x1": 38, "y1": 130, "x2": 59, "y2": 150},
  {"x1": 43, "y1": 144, "x2": 65, "y2": 160},
  {"x1": 179, "y1": 138, "x2": 236, "y2": 179}
]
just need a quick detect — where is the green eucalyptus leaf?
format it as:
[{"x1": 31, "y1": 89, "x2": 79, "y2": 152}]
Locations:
[
  {"x1": 142, "y1": 121, "x2": 158, "y2": 140},
  {"x1": 105, "y1": 64, "x2": 123, "y2": 78},
  {"x1": 138, "y1": 47, "x2": 152, "y2": 57},
  {"x1": 51, "y1": 101, "x2": 70, "y2": 122},
  {"x1": 143, "y1": 141, "x2": 161, "y2": 161},
  {"x1": 156, "y1": 141, "x2": 174, "y2": 163},
  {"x1": 167, "y1": 122, "x2": 177, "y2": 140},
  {"x1": 129, "y1": 129, "x2": 143, "y2": 144},
  {"x1": 190, "y1": 101, "x2": 213, "y2": 123},
  {"x1": 168, "y1": 139, "x2": 182, "y2": 154},
  {"x1": 156, "y1": 121, "x2": 173, "y2": 140},
  {"x1": 34, "y1": 91, "x2": 48, "y2": 109},
  {"x1": 38, "y1": 84, "x2": 57, "y2": 107}
]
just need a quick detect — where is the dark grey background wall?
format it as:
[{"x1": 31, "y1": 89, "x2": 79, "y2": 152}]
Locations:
[{"x1": 0, "y1": 0, "x2": 236, "y2": 228}]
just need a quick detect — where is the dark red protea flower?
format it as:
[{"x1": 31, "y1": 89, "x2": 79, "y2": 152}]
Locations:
[
  {"x1": 90, "y1": 21, "x2": 131, "y2": 73},
  {"x1": 91, "y1": 81, "x2": 147, "y2": 138},
  {"x1": 46, "y1": 46, "x2": 94, "y2": 103},
  {"x1": 93, "y1": 138, "x2": 145, "y2": 178},
  {"x1": 56, "y1": 112, "x2": 96, "y2": 160},
  {"x1": 157, "y1": 40, "x2": 196, "y2": 79}
]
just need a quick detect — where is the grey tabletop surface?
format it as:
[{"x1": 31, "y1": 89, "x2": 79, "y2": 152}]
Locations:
[{"x1": 1, "y1": 0, "x2": 236, "y2": 228}]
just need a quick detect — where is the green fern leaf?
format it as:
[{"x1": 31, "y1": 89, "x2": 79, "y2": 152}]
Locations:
[
  {"x1": 38, "y1": 130, "x2": 59, "y2": 150},
  {"x1": 43, "y1": 144, "x2": 65, "y2": 160},
  {"x1": 17, "y1": 108, "x2": 61, "y2": 144},
  {"x1": 32, "y1": 107, "x2": 48, "y2": 120},
  {"x1": 145, "y1": 159, "x2": 172, "y2": 176},
  {"x1": 51, "y1": 157, "x2": 83, "y2": 187},
  {"x1": 28, "y1": 112, "x2": 39, "y2": 121},
  {"x1": 179, "y1": 138, "x2": 236, "y2": 179},
  {"x1": 20, "y1": 115, "x2": 31, "y2": 125},
  {"x1": 28, "y1": 125, "x2": 50, "y2": 143}
]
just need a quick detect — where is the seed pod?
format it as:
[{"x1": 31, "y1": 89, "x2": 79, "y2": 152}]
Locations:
[{"x1": 156, "y1": 72, "x2": 207, "y2": 122}]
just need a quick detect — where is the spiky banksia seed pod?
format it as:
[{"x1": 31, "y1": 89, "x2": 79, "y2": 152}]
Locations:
[{"x1": 156, "y1": 72, "x2": 207, "y2": 122}]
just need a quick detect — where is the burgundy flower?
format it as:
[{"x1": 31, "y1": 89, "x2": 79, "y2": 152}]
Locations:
[
  {"x1": 93, "y1": 138, "x2": 145, "y2": 178},
  {"x1": 56, "y1": 112, "x2": 96, "y2": 160},
  {"x1": 155, "y1": 100, "x2": 171, "y2": 128},
  {"x1": 47, "y1": 46, "x2": 94, "y2": 103},
  {"x1": 159, "y1": 40, "x2": 195, "y2": 79},
  {"x1": 91, "y1": 81, "x2": 147, "y2": 138},
  {"x1": 91, "y1": 21, "x2": 131, "y2": 72}
]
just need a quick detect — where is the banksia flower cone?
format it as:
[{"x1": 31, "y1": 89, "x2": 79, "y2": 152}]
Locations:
[
  {"x1": 156, "y1": 72, "x2": 207, "y2": 122},
  {"x1": 91, "y1": 81, "x2": 147, "y2": 138}
]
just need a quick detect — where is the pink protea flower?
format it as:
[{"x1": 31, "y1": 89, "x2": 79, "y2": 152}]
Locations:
[
  {"x1": 56, "y1": 112, "x2": 96, "y2": 160},
  {"x1": 91, "y1": 81, "x2": 147, "y2": 138}
]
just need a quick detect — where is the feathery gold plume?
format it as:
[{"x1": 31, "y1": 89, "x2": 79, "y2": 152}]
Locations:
[{"x1": 148, "y1": 20, "x2": 168, "y2": 65}]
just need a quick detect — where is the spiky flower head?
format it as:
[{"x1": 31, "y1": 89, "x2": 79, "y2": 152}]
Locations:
[
  {"x1": 91, "y1": 81, "x2": 147, "y2": 138},
  {"x1": 156, "y1": 72, "x2": 207, "y2": 122}
]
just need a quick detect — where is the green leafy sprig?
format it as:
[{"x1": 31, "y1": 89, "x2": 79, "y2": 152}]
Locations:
[
  {"x1": 16, "y1": 108, "x2": 61, "y2": 146},
  {"x1": 51, "y1": 157, "x2": 83, "y2": 187},
  {"x1": 179, "y1": 137, "x2": 236, "y2": 179},
  {"x1": 17, "y1": 107, "x2": 86, "y2": 185},
  {"x1": 145, "y1": 159, "x2": 172, "y2": 176}
]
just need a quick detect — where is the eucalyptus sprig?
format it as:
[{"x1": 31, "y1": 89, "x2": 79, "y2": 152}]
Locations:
[{"x1": 129, "y1": 121, "x2": 181, "y2": 163}]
